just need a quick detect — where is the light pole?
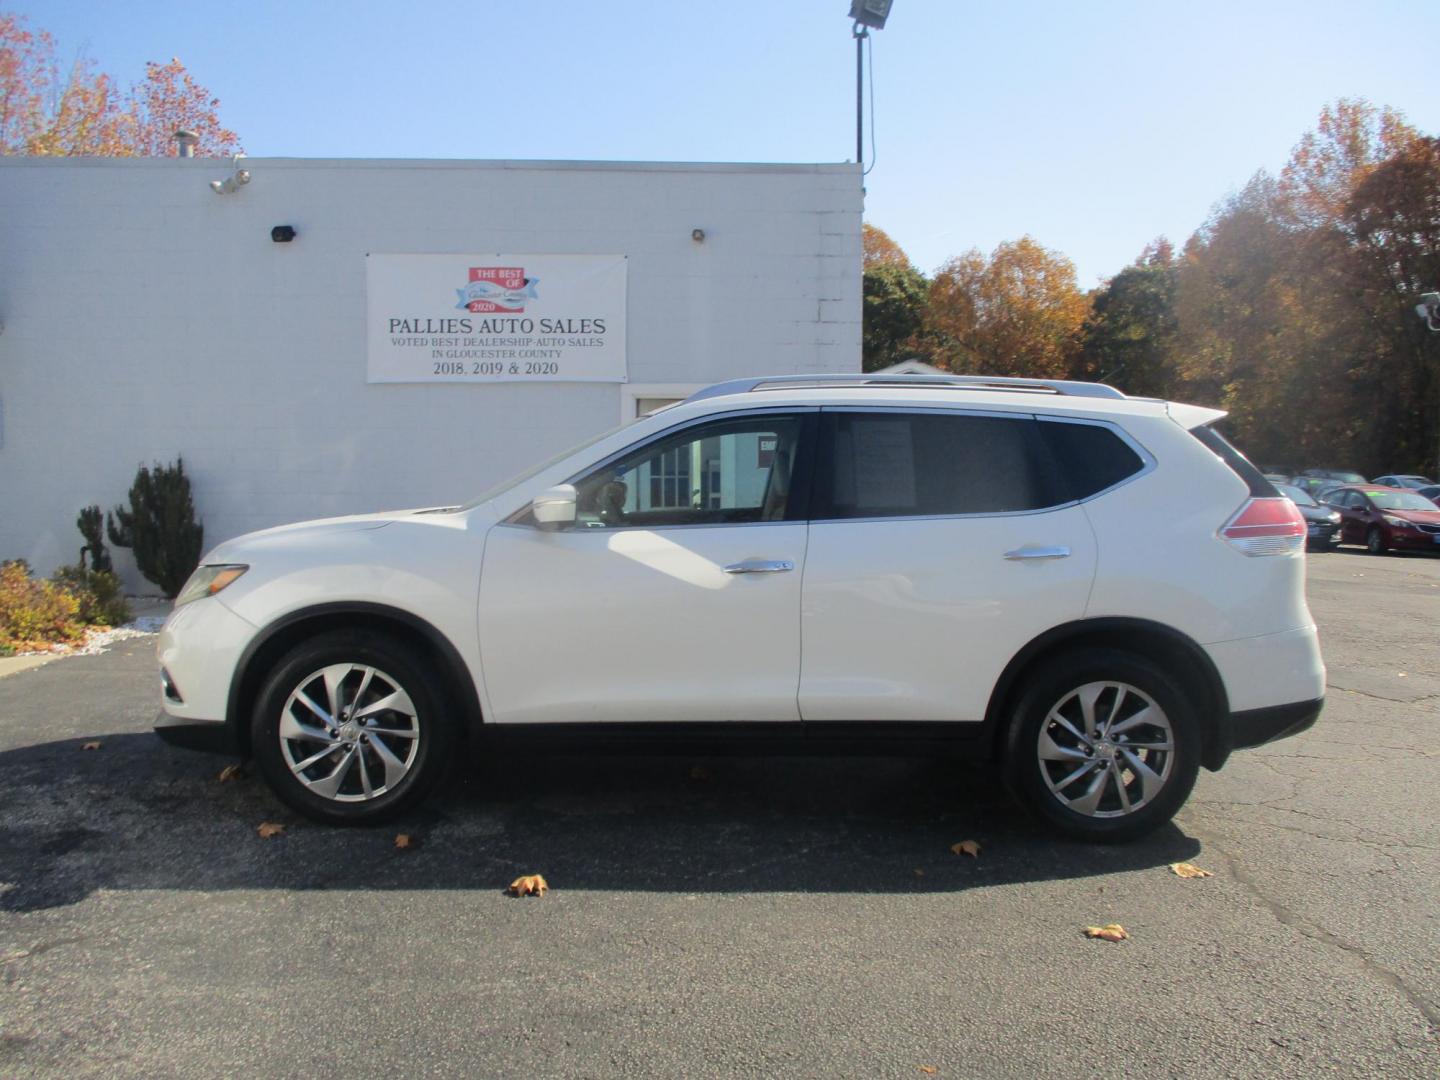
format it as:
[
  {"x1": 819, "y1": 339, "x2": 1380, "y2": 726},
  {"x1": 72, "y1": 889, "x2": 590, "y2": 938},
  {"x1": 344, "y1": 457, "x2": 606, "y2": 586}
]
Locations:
[
  {"x1": 1419, "y1": 292, "x2": 1440, "y2": 476},
  {"x1": 849, "y1": 1, "x2": 894, "y2": 169}
]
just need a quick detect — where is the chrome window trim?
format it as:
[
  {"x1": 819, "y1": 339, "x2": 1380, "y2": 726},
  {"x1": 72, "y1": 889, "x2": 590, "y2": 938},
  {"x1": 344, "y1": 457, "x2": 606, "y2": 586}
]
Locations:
[
  {"x1": 805, "y1": 406, "x2": 1156, "y2": 524},
  {"x1": 502, "y1": 406, "x2": 817, "y2": 528}
]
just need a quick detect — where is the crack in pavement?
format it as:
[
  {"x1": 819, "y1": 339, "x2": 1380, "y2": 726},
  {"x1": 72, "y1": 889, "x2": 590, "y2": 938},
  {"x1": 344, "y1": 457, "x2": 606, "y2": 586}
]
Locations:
[
  {"x1": 0, "y1": 935, "x2": 87, "y2": 967},
  {"x1": 1202, "y1": 837, "x2": 1439, "y2": 1034}
]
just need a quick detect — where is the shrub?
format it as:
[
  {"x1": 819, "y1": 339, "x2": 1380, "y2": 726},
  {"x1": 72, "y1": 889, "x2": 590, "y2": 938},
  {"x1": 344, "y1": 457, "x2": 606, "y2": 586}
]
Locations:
[
  {"x1": 0, "y1": 560, "x2": 85, "y2": 651},
  {"x1": 107, "y1": 457, "x2": 204, "y2": 598},
  {"x1": 51, "y1": 564, "x2": 132, "y2": 627},
  {"x1": 77, "y1": 505, "x2": 113, "y2": 573}
]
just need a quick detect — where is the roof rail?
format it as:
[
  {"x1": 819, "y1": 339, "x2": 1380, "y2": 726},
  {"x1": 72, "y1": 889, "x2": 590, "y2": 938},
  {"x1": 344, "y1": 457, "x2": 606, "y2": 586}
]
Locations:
[{"x1": 685, "y1": 373, "x2": 1128, "y2": 403}]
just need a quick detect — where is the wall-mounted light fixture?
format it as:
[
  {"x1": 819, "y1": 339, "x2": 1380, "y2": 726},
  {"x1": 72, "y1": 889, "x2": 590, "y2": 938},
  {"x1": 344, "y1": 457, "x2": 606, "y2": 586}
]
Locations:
[
  {"x1": 209, "y1": 154, "x2": 250, "y2": 195},
  {"x1": 691, "y1": 228, "x2": 705, "y2": 243},
  {"x1": 271, "y1": 225, "x2": 297, "y2": 243}
]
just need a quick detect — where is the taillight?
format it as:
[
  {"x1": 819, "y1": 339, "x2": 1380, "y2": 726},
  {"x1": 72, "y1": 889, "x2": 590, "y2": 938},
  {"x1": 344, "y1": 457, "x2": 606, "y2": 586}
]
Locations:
[{"x1": 1221, "y1": 498, "x2": 1306, "y2": 556}]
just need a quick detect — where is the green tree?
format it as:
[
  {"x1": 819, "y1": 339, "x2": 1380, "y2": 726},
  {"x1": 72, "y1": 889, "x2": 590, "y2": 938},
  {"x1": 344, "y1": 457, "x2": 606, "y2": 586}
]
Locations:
[
  {"x1": 1076, "y1": 241, "x2": 1180, "y2": 398},
  {"x1": 862, "y1": 262, "x2": 929, "y2": 371}
]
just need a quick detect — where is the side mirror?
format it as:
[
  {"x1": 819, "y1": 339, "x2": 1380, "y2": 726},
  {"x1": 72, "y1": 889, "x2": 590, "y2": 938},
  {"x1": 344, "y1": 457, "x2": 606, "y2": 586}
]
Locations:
[{"x1": 532, "y1": 484, "x2": 577, "y2": 531}]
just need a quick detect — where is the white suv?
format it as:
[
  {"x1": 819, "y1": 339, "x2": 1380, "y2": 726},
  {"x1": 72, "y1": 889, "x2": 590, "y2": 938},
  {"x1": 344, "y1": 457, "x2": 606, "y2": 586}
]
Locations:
[{"x1": 156, "y1": 374, "x2": 1325, "y2": 840}]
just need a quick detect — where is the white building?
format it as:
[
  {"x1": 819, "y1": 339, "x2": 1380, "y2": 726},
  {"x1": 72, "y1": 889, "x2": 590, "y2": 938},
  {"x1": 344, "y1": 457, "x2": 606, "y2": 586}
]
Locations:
[{"x1": 0, "y1": 157, "x2": 861, "y2": 588}]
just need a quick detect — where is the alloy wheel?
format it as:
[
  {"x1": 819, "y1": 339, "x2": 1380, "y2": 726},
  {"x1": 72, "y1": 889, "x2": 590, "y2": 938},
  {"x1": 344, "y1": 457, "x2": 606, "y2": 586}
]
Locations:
[
  {"x1": 1036, "y1": 681, "x2": 1175, "y2": 818},
  {"x1": 278, "y1": 664, "x2": 421, "y2": 802}
]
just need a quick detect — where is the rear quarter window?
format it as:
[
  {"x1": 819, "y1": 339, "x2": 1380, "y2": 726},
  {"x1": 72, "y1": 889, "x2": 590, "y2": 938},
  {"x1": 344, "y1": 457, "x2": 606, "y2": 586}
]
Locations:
[{"x1": 1036, "y1": 419, "x2": 1146, "y2": 501}]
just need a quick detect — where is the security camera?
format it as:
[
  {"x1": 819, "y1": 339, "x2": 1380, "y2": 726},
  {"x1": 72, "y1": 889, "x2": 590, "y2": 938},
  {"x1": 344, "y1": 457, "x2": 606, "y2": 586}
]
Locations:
[{"x1": 235, "y1": 169, "x2": 250, "y2": 186}]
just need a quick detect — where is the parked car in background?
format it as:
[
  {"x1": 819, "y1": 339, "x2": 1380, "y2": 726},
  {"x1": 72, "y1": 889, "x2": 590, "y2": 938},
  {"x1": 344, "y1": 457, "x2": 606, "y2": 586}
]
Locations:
[
  {"x1": 1301, "y1": 469, "x2": 1367, "y2": 483},
  {"x1": 1294, "y1": 471, "x2": 1365, "y2": 499},
  {"x1": 1417, "y1": 485, "x2": 1440, "y2": 507},
  {"x1": 1275, "y1": 483, "x2": 1342, "y2": 550},
  {"x1": 1371, "y1": 474, "x2": 1435, "y2": 490},
  {"x1": 1324, "y1": 485, "x2": 1440, "y2": 554}
]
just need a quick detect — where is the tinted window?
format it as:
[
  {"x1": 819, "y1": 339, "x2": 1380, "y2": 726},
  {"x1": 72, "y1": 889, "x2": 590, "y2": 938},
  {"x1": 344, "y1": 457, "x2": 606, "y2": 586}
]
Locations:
[
  {"x1": 573, "y1": 414, "x2": 804, "y2": 528},
  {"x1": 815, "y1": 412, "x2": 1062, "y2": 519},
  {"x1": 1037, "y1": 420, "x2": 1146, "y2": 501}
]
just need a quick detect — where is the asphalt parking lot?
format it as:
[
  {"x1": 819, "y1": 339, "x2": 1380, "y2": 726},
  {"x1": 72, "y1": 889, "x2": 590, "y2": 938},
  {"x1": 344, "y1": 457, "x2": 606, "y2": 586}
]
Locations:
[{"x1": 1, "y1": 550, "x2": 1436, "y2": 1078}]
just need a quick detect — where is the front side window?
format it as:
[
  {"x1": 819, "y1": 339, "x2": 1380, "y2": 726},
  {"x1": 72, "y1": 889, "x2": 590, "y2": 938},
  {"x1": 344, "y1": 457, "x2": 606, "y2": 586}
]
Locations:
[
  {"x1": 814, "y1": 411, "x2": 1064, "y2": 519},
  {"x1": 572, "y1": 414, "x2": 805, "y2": 528}
]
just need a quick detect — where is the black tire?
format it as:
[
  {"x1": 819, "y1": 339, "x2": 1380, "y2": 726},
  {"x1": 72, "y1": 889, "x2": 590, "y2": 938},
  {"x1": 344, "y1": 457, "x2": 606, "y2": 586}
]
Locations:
[
  {"x1": 1004, "y1": 649, "x2": 1201, "y2": 843},
  {"x1": 1366, "y1": 527, "x2": 1387, "y2": 555},
  {"x1": 250, "y1": 630, "x2": 455, "y2": 825}
]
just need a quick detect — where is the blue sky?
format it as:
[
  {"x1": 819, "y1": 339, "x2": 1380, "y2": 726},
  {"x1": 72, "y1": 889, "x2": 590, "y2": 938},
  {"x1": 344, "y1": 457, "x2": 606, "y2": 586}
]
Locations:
[{"x1": 17, "y1": 0, "x2": 1440, "y2": 285}]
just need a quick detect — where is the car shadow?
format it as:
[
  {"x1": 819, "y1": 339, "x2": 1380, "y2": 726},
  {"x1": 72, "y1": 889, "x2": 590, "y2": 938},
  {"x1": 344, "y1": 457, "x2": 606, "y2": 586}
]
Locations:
[{"x1": 0, "y1": 733, "x2": 1200, "y2": 911}]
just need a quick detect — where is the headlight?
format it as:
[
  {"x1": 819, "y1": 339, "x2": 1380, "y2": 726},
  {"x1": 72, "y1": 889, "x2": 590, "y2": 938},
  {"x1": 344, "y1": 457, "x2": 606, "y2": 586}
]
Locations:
[
  {"x1": 1381, "y1": 515, "x2": 1410, "y2": 528},
  {"x1": 174, "y1": 564, "x2": 248, "y2": 606},
  {"x1": 1328, "y1": 512, "x2": 1341, "y2": 523}
]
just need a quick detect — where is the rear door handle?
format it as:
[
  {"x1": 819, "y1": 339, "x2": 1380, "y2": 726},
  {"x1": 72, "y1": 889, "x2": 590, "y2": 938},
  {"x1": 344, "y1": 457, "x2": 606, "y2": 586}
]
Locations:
[
  {"x1": 1003, "y1": 546, "x2": 1071, "y2": 561},
  {"x1": 724, "y1": 559, "x2": 795, "y2": 574}
]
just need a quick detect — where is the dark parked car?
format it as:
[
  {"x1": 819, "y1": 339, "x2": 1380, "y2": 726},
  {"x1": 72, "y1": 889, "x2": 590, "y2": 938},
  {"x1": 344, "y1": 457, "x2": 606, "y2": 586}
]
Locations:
[
  {"x1": 1294, "y1": 470, "x2": 1365, "y2": 498},
  {"x1": 1275, "y1": 484, "x2": 1342, "y2": 550},
  {"x1": 1324, "y1": 485, "x2": 1440, "y2": 554},
  {"x1": 1418, "y1": 485, "x2": 1440, "y2": 508},
  {"x1": 1371, "y1": 474, "x2": 1435, "y2": 490}
]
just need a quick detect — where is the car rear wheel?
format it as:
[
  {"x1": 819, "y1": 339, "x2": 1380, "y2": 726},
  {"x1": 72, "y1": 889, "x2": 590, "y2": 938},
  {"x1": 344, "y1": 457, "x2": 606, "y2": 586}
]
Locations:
[
  {"x1": 251, "y1": 631, "x2": 454, "y2": 825},
  {"x1": 1366, "y1": 527, "x2": 1387, "y2": 555},
  {"x1": 1005, "y1": 649, "x2": 1200, "y2": 842}
]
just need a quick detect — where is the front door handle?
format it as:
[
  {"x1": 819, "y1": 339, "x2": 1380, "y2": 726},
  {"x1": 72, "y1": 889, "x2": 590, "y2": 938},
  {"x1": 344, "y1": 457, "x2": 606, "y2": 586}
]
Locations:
[
  {"x1": 1003, "y1": 546, "x2": 1071, "y2": 561},
  {"x1": 724, "y1": 559, "x2": 795, "y2": 574}
]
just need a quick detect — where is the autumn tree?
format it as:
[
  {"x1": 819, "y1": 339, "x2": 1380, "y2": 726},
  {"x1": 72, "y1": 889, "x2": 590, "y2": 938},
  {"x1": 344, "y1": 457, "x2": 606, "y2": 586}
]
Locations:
[
  {"x1": 0, "y1": 12, "x2": 238, "y2": 156},
  {"x1": 924, "y1": 237, "x2": 1088, "y2": 378},
  {"x1": 863, "y1": 223, "x2": 912, "y2": 270}
]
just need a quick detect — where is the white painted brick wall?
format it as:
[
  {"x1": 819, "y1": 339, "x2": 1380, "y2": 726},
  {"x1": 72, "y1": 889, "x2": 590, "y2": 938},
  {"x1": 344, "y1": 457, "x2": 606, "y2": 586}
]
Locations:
[{"x1": 0, "y1": 158, "x2": 861, "y2": 590}]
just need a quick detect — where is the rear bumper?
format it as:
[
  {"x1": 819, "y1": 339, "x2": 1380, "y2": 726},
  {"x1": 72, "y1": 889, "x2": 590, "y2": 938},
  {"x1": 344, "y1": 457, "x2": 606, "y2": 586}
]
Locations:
[
  {"x1": 1209, "y1": 696, "x2": 1322, "y2": 769},
  {"x1": 154, "y1": 712, "x2": 237, "y2": 755}
]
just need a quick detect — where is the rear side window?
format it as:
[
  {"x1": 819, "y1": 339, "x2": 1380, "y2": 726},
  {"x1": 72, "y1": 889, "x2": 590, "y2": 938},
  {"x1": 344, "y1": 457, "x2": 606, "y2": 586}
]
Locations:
[
  {"x1": 814, "y1": 411, "x2": 1064, "y2": 519},
  {"x1": 1189, "y1": 424, "x2": 1279, "y2": 497},
  {"x1": 1036, "y1": 420, "x2": 1146, "y2": 501}
]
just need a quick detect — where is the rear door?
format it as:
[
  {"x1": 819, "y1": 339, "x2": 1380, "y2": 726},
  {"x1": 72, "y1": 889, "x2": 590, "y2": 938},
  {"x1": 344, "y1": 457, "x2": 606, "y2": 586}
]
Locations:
[{"x1": 798, "y1": 409, "x2": 1111, "y2": 725}]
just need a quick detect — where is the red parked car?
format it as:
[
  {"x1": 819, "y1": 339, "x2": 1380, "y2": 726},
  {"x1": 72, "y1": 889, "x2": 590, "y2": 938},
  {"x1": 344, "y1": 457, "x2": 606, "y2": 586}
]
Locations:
[{"x1": 1324, "y1": 485, "x2": 1440, "y2": 554}]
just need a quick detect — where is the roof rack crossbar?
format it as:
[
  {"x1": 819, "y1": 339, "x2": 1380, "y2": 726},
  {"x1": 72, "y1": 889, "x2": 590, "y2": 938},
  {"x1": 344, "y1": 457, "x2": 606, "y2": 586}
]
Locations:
[{"x1": 685, "y1": 373, "x2": 1127, "y2": 403}]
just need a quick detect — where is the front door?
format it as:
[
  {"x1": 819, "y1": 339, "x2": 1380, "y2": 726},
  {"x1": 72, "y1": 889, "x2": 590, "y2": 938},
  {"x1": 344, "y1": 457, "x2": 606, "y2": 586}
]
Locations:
[{"x1": 478, "y1": 410, "x2": 815, "y2": 725}]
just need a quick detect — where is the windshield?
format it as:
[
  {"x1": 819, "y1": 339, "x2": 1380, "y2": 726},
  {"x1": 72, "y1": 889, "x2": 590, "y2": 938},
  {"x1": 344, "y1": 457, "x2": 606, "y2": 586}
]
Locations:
[
  {"x1": 1366, "y1": 490, "x2": 1438, "y2": 511},
  {"x1": 1276, "y1": 483, "x2": 1318, "y2": 507},
  {"x1": 459, "y1": 422, "x2": 628, "y2": 511}
]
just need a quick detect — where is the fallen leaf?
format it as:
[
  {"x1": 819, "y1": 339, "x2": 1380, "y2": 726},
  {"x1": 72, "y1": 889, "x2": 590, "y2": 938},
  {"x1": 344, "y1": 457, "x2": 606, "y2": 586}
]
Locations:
[
  {"x1": 217, "y1": 763, "x2": 244, "y2": 783},
  {"x1": 257, "y1": 822, "x2": 286, "y2": 839},
  {"x1": 1084, "y1": 924, "x2": 1129, "y2": 942},
  {"x1": 950, "y1": 840, "x2": 981, "y2": 858},
  {"x1": 81, "y1": 741, "x2": 101, "y2": 751},
  {"x1": 688, "y1": 765, "x2": 710, "y2": 782},
  {"x1": 394, "y1": 833, "x2": 416, "y2": 850},
  {"x1": 1170, "y1": 862, "x2": 1213, "y2": 879},
  {"x1": 919, "y1": 1068, "x2": 938, "y2": 1075},
  {"x1": 913, "y1": 868, "x2": 925, "y2": 877},
  {"x1": 508, "y1": 874, "x2": 549, "y2": 897}
]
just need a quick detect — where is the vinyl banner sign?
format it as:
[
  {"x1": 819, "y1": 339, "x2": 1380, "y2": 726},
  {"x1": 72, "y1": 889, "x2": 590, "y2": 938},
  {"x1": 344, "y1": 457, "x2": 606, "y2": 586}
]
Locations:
[{"x1": 366, "y1": 254, "x2": 627, "y2": 383}]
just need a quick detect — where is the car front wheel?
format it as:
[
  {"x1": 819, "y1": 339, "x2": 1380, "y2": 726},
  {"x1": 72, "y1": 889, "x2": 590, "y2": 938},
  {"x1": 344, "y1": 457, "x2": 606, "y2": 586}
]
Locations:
[
  {"x1": 1006, "y1": 649, "x2": 1201, "y2": 842},
  {"x1": 251, "y1": 631, "x2": 454, "y2": 825}
]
